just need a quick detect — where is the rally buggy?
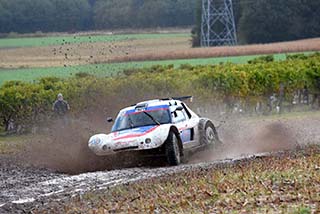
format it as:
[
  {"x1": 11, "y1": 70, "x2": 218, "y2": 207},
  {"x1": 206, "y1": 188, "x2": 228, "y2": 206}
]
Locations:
[{"x1": 88, "y1": 97, "x2": 222, "y2": 166}]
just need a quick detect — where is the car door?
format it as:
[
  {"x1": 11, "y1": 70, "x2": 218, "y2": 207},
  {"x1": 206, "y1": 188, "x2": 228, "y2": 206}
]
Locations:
[{"x1": 171, "y1": 107, "x2": 197, "y2": 149}]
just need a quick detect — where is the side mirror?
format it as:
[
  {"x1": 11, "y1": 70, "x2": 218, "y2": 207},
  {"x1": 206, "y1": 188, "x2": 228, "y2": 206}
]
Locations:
[
  {"x1": 171, "y1": 106, "x2": 183, "y2": 118},
  {"x1": 107, "y1": 117, "x2": 113, "y2": 123},
  {"x1": 175, "y1": 106, "x2": 183, "y2": 111}
]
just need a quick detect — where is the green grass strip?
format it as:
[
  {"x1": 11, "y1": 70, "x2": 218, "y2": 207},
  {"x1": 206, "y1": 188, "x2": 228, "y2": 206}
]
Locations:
[{"x1": 0, "y1": 33, "x2": 189, "y2": 48}]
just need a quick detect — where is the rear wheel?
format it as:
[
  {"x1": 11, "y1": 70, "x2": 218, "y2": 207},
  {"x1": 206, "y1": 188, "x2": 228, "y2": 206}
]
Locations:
[
  {"x1": 200, "y1": 121, "x2": 222, "y2": 146},
  {"x1": 165, "y1": 131, "x2": 181, "y2": 166}
]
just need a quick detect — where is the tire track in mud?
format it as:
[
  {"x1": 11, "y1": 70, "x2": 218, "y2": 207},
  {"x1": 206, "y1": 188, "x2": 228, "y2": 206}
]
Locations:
[
  {"x1": 0, "y1": 151, "x2": 280, "y2": 213},
  {"x1": 1, "y1": 114, "x2": 320, "y2": 213}
]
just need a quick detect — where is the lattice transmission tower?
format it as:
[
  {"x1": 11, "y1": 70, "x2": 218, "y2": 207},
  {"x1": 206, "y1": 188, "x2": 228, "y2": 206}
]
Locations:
[{"x1": 201, "y1": 0, "x2": 237, "y2": 47}]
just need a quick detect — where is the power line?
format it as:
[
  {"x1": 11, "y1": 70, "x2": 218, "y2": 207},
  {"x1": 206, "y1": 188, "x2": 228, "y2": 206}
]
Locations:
[{"x1": 201, "y1": 0, "x2": 237, "y2": 47}]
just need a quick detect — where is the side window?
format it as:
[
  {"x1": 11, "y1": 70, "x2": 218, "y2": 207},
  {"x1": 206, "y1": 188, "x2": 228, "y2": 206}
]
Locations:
[
  {"x1": 181, "y1": 102, "x2": 192, "y2": 118},
  {"x1": 172, "y1": 109, "x2": 187, "y2": 123}
]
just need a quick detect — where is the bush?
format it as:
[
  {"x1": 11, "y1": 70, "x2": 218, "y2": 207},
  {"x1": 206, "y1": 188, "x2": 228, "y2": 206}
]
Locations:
[
  {"x1": 248, "y1": 55, "x2": 274, "y2": 64},
  {"x1": 6, "y1": 32, "x2": 20, "y2": 38},
  {"x1": 286, "y1": 53, "x2": 308, "y2": 60},
  {"x1": 1, "y1": 54, "x2": 320, "y2": 132},
  {"x1": 75, "y1": 72, "x2": 94, "y2": 78}
]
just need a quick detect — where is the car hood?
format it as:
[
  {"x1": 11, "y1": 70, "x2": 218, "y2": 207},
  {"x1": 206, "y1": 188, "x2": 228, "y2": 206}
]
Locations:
[{"x1": 110, "y1": 125, "x2": 159, "y2": 141}]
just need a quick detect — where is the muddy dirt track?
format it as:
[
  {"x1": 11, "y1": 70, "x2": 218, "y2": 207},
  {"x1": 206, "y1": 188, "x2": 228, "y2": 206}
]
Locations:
[{"x1": 1, "y1": 114, "x2": 320, "y2": 213}]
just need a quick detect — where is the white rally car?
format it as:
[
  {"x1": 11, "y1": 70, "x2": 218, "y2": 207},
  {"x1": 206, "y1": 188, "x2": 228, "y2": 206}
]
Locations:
[{"x1": 88, "y1": 97, "x2": 222, "y2": 166}]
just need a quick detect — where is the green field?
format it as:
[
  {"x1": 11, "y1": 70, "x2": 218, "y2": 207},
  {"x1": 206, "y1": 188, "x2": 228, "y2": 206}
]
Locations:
[
  {"x1": 0, "y1": 52, "x2": 313, "y2": 86},
  {"x1": 0, "y1": 33, "x2": 189, "y2": 48}
]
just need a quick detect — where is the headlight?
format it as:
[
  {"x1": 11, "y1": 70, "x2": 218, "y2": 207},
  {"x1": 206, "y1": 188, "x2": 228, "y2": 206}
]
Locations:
[
  {"x1": 145, "y1": 138, "x2": 152, "y2": 144},
  {"x1": 90, "y1": 137, "x2": 100, "y2": 145},
  {"x1": 95, "y1": 137, "x2": 101, "y2": 144},
  {"x1": 102, "y1": 145, "x2": 108, "y2": 151}
]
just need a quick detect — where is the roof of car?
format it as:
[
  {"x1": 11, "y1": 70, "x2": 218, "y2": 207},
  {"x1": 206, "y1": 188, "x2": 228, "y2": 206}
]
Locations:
[{"x1": 119, "y1": 99, "x2": 182, "y2": 114}]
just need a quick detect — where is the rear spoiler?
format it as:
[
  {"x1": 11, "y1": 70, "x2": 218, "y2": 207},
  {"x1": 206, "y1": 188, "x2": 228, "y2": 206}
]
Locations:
[
  {"x1": 160, "y1": 96, "x2": 193, "y2": 102},
  {"x1": 130, "y1": 96, "x2": 194, "y2": 106}
]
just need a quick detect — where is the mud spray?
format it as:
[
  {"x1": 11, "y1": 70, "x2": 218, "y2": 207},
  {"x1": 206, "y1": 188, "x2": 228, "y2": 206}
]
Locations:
[
  {"x1": 187, "y1": 118, "x2": 296, "y2": 164},
  {"x1": 18, "y1": 109, "x2": 320, "y2": 174},
  {"x1": 19, "y1": 116, "x2": 146, "y2": 174}
]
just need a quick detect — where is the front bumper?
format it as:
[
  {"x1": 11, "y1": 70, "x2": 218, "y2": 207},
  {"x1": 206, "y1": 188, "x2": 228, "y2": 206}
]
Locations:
[{"x1": 88, "y1": 133, "x2": 165, "y2": 156}]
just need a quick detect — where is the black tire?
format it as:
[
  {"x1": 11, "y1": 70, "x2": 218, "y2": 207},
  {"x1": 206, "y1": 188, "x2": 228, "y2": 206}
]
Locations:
[
  {"x1": 165, "y1": 131, "x2": 181, "y2": 166},
  {"x1": 199, "y1": 120, "x2": 222, "y2": 146}
]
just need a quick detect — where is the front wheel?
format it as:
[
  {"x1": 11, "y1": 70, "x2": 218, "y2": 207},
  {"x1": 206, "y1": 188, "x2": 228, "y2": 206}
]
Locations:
[{"x1": 165, "y1": 131, "x2": 181, "y2": 166}]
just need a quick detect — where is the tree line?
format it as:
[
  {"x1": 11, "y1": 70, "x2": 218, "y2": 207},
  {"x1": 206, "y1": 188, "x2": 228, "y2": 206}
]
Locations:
[
  {"x1": 0, "y1": 0, "x2": 319, "y2": 44},
  {"x1": 0, "y1": 0, "x2": 92, "y2": 33},
  {"x1": 238, "y1": 0, "x2": 320, "y2": 44},
  {"x1": 0, "y1": 0, "x2": 197, "y2": 34}
]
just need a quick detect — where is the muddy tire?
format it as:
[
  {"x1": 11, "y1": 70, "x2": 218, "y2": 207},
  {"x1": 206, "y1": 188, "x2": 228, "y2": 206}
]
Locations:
[
  {"x1": 199, "y1": 120, "x2": 222, "y2": 146},
  {"x1": 165, "y1": 131, "x2": 181, "y2": 166}
]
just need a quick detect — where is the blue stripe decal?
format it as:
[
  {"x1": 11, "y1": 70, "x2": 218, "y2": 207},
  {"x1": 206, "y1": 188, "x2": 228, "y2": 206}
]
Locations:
[
  {"x1": 125, "y1": 105, "x2": 169, "y2": 115},
  {"x1": 180, "y1": 129, "x2": 191, "y2": 143}
]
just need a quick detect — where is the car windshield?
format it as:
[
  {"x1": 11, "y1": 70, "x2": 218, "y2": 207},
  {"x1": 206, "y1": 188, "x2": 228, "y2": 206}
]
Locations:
[{"x1": 112, "y1": 109, "x2": 171, "y2": 132}]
